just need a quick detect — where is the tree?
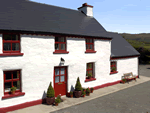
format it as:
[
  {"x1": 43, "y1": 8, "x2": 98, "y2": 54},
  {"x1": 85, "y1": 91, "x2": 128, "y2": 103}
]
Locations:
[{"x1": 75, "y1": 77, "x2": 82, "y2": 91}]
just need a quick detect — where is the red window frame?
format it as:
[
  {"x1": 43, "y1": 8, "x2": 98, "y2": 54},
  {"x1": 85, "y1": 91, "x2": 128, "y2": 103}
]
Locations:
[
  {"x1": 86, "y1": 63, "x2": 94, "y2": 78},
  {"x1": 4, "y1": 70, "x2": 21, "y2": 95},
  {"x1": 53, "y1": 36, "x2": 69, "y2": 54},
  {"x1": 85, "y1": 38, "x2": 96, "y2": 53},
  {"x1": 110, "y1": 61, "x2": 118, "y2": 74},
  {"x1": 3, "y1": 33, "x2": 21, "y2": 53}
]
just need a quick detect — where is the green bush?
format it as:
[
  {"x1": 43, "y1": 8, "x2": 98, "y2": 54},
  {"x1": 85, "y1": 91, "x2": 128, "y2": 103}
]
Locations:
[
  {"x1": 47, "y1": 82, "x2": 55, "y2": 98},
  {"x1": 75, "y1": 77, "x2": 82, "y2": 91},
  {"x1": 122, "y1": 79, "x2": 126, "y2": 82},
  {"x1": 86, "y1": 88, "x2": 91, "y2": 93},
  {"x1": 81, "y1": 90, "x2": 86, "y2": 96},
  {"x1": 55, "y1": 98, "x2": 61, "y2": 103}
]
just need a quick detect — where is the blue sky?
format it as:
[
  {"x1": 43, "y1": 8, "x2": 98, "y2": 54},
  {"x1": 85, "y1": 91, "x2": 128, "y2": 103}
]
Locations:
[{"x1": 30, "y1": 0, "x2": 150, "y2": 34}]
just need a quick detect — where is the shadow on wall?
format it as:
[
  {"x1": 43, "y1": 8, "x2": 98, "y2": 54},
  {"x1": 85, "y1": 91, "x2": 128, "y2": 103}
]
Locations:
[
  {"x1": 42, "y1": 91, "x2": 47, "y2": 104},
  {"x1": 70, "y1": 85, "x2": 75, "y2": 92}
]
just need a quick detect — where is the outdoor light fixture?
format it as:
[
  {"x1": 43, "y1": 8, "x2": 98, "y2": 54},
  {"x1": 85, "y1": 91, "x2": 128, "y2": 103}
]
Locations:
[{"x1": 60, "y1": 57, "x2": 65, "y2": 64}]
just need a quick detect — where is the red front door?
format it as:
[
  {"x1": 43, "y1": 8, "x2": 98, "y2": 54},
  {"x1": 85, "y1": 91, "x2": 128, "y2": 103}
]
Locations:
[{"x1": 54, "y1": 66, "x2": 67, "y2": 97}]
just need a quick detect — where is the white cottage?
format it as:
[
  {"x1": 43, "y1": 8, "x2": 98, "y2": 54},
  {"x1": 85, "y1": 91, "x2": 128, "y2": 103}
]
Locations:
[{"x1": 0, "y1": 1, "x2": 140, "y2": 112}]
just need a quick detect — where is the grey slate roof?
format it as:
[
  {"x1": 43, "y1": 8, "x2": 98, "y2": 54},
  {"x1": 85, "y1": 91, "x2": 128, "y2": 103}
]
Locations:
[
  {"x1": 0, "y1": 0, "x2": 140, "y2": 58},
  {"x1": 107, "y1": 32, "x2": 140, "y2": 57},
  {"x1": 0, "y1": 0, "x2": 111, "y2": 39}
]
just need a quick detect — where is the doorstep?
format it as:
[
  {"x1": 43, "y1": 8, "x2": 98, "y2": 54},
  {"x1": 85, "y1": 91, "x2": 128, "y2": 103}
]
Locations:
[{"x1": 7, "y1": 75, "x2": 150, "y2": 113}]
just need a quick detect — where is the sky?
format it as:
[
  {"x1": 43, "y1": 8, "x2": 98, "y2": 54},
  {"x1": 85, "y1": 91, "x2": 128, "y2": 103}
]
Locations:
[{"x1": 30, "y1": 0, "x2": 150, "y2": 34}]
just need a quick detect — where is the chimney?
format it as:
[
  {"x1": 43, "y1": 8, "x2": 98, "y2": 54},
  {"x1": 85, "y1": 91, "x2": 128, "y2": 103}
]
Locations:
[{"x1": 78, "y1": 3, "x2": 93, "y2": 17}]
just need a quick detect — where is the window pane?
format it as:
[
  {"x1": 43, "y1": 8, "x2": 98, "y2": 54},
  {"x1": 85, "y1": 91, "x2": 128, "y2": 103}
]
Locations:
[
  {"x1": 87, "y1": 63, "x2": 92, "y2": 69},
  {"x1": 55, "y1": 76, "x2": 59, "y2": 83},
  {"x1": 13, "y1": 81, "x2": 20, "y2": 90},
  {"x1": 61, "y1": 44, "x2": 65, "y2": 50},
  {"x1": 90, "y1": 39, "x2": 93, "y2": 43},
  {"x1": 55, "y1": 37, "x2": 59, "y2": 42},
  {"x1": 3, "y1": 43, "x2": 11, "y2": 51},
  {"x1": 13, "y1": 71, "x2": 19, "y2": 79},
  {"x1": 5, "y1": 72, "x2": 12, "y2": 80},
  {"x1": 86, "y1": 44, "x2": 88, "y2": 50},
  {"x1": 86, "y1": 39, "x2": 90, "y2": 43},
  {"x1": 61, "y1": 68, "x2": 65, "y2": 75},
  {"x1": 4, "y1": 34, "x2": 11, "y2": 40},
  {"x1": 60, "y1": 75, "x2": 65, "y2": 82},
  {"x1": 55, "y1": 68, "x2": 59, "y2": 75},
  {"x1": 55, "y1": 44, "x2": 59, "y2": 50},
  {"x1": 12, "y1": 43, "x2": 19, "y2": 51},
  {"x1": 12, "y1": 35, "x2": 19, "y2": 40},
  {"x1": 60, "y1": 37, "x2": 65, "y2": 42},
  {"x1": 5, "y1": 82, "x2": 11, "y2": 92},
  {"x1": 89, "y1": 45, "x2": 93, "y2": 50}
]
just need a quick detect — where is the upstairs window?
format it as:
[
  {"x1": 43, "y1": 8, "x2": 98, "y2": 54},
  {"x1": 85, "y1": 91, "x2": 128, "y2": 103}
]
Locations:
[
  {"x1": 3, "y1": 34, "x2": 20, "y2": 53},
  {"x1": 85, "y1": 38, "x2": 96, "y2": 53},
  {"x1": 55, "y1": 37, "x2": 66, "y2": 50},
  {"x1": 86, "y1": 39, "x2": 94, "y2": 51}
]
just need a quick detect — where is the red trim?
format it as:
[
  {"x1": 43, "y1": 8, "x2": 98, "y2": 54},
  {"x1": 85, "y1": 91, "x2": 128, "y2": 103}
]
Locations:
[
  {"x1": 2, "y1": 92, "x2": 25, "y2": 100},
  {"x1": 110, "y1": 71, "x2": 118, "y2": 75},
  {"x1": 0, "y1": 53, "x2": 23, "y2": 56},
  {"x1": 78, "y1": 3, "x2": 93, "y2": 9},
  {"x1": 53, "y1": 51, "x2": 69, "y2": 54},
  {"x1": 0, "y1": 75, "x2": 139, "y2": 113},
  {"x1": 85, "y1": 78, "x2": 96, "y2": 82},
  {"x1": 85, "y1": 51, "x2": 96, "y2": 53},
  {"x1": 110, "y1": 55, "x2": 140, "y2": 60}
]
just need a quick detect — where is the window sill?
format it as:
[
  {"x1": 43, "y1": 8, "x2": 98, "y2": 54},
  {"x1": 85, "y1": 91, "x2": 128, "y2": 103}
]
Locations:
[
  {"x1": 85, "y1": 51, "x2": 97, "y2": 53},
  {"x1": 85, "y1": 78, "x2": 96, "y2": 82},
  {"x1": 0, "y1": 53, "x2": 24, "y2": 56},
  {"x1": 2, "y1": 92, "x2": 25, "y2": 100},
  {"x1": 53, "y1": 51, "x2": 69, "y2": 54},
  {"x1": 110, "y1": 71, "x2": 118, "y2": 75}
]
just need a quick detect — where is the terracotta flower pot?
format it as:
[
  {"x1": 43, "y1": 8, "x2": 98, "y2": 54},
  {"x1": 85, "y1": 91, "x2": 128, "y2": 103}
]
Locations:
[
  {"x1": 90, "y1": 90, "x2": 93, "y2": 93},
  {"x1": 11, "y1": 91, "x2": 15, "y2": 95},
  {"x1": 86, "y1": 93, "x2": 90, "y2": 96},
  {"x1": 82, "y1": 94, "x2": 85, "y2": 97},
  {"x1": 46, "y1": 97, "x2": 55, "y2": 105},
  {"x1": 70, "y1": 94, "x2": 73, "y2": 98},
  {"x1": 55, "y1": 103, "x2": 58, "y2": 106},
  {"x1": 73, "y1": 91, "x2": 82, "y2": 98}
]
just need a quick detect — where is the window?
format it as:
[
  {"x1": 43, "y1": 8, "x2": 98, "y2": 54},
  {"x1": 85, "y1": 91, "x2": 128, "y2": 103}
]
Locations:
[
  {"x1": 110, "y1": 61, "x2": 118, "y2": 74},
  {"x1": 3, "y1": 34, "x2": 20, "y2": 53},
  {"x1": 85, "y1": 63, "x2": 96, "y2": 82},
  {"x1": 4, "y1": 70, "x2": 21, "y2": 94},
  {"x1": 54, "y1": 37, "x2": 69, "y2": 54},
  {"x1": 85, "y1": 38, "x2": 96, "y2": 53}
]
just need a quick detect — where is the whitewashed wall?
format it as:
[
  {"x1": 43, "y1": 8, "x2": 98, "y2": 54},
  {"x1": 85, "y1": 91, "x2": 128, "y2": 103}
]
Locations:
[{"x1": 0, "y1": 34, "x2": 138, "y2": 108}]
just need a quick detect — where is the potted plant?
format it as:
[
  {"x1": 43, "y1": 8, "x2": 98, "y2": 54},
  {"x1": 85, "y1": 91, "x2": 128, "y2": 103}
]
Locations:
[
  {"x1": 74, "y1": 77, "x2": 82, "y2": 98},
  {"x1": 70, "y1": 91, "x2": 73, "y2": 98},
  {"x1": 46, "y1": 82, "x2": 55, "y2": 105},
  {"x1": 90, "y1": 87, "x2": 94, "y2": 93},
  {"x1": 57, "y1": 95, "x2": 63, "y2": 102},
  {"x1": 87, "y1": 73, "x2": 92, "y2": 79},
  {"x1": 55, "y1": 98, "x2": 61, "y2": 106},
  {"x1": 122, "y1": 79, "x2": 126, "y2": 84},
  {"x1": 86, "y1": 88, "x2": 91, "y2": 96},
  {"x1": 111, "y1": 67, "x2": 116, "y2": 72},
  {"x1": 81, "y1": 90, "x2": 86, "y2": 97},
  {"x1": 10, "y1": 86, "x2": 17, "y2": 94}
]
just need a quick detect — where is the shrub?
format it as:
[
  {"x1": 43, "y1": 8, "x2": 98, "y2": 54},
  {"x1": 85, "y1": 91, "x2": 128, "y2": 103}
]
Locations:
[
  {"x1": 87, "y1": 73, "x2": 92, "y2": 78},
  {"x1": 57, "y1": 95, "x2": 63, "y2": 102},
  {"x1": 70, "y1": 91, "x2": 73, "y2": 95},
  {"x1": 47, "y1": 82, "x2": 55, "y2": 98},
  {"x1": 90, "y1": 87, "x2": 94, "y2": 91},
  {"x1": 86, "y1": 88, "x2": 91, "y2": 93},
  {"x1": 75, "y1": 77, "x2": 82, "y2": 91},
  {"x1": 81, "y1": 90, "x2": 86, "y2": 96},
  {"x1": 122, "y1": 79, "x2": 126, "y2": 82},
  {"x1": 112, "y1": 67, "x2": 116, "y2": 71},
  {"x1": 55, "y1": 98, "x2": 61, "y2": 103}
]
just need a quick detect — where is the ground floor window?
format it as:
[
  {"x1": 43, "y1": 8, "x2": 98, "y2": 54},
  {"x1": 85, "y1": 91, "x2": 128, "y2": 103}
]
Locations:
[
  {"x1": 86, "y1": 62, "x2": 95, "y2": 79},
  {"x1": 110, "y1": 61, "x2": 117, "y2": 72},
  {"x1": 4, "y1": 70, "x2": 21, "y2": 94}
]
